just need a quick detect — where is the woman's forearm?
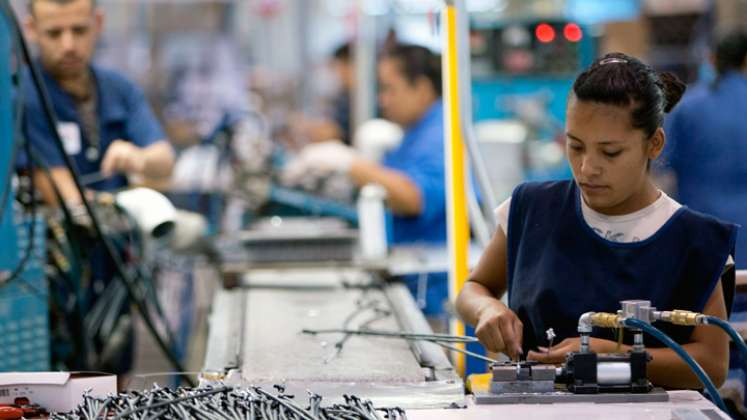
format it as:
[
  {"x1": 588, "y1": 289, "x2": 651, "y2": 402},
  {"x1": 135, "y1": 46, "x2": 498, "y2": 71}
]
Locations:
[
  {"x1": 456, "y1": 281, "x2": 508, "y2": 326},
  {"x1": 646, "y1": 341, "x2": 728, "y2": 388}
]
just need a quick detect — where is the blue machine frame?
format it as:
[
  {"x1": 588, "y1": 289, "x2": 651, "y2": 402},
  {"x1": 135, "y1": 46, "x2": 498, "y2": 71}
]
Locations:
[
  {"x1": 0, "y1": 12, "x2": 51, "y2": 372},
  {"x1": 0, "y1": 8, "x2": 18, "y2": 270}
]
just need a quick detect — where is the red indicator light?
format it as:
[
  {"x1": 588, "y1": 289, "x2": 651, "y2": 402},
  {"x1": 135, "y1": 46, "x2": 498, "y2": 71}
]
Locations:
[
  {"x1": 535, "y1": 23, "x2": 555, "y2": 43},
  {"x1": 564, "y1": 23, "x2": 583, "y2": 42}
]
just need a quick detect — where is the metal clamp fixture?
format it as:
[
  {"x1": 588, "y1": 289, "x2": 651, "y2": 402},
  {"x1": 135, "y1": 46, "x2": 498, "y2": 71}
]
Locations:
[
  {"x1": 565, "y1": 300, "x2": 659, "y2": 394},
  {"x1": 481, "y1": 300, "x2": 717, "y2": 404}
]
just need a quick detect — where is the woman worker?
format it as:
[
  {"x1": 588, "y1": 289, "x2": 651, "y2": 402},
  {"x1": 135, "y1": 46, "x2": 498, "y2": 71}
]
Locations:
[{"x1": 456, "y1": 52, "x2": 737, "y2": 388}]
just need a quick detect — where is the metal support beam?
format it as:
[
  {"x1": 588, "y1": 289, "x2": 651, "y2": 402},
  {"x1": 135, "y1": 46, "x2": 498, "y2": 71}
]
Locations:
[{"x1": 442, "y1": 0, "x2": 469, "y2": 376}]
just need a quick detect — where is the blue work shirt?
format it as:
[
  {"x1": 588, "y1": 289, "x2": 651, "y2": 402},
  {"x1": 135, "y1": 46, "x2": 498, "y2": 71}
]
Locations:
[
  {"x1": 663, "y1": 71, "x2": 747, "y2": 268},
  {"x1": 382, "y1": 101, "x2": 447, "y2": 245},
  {"x1": 382, "y1": 101, "x2": 447, "y2": 317},
  {"x1": 21, "y1": 63, "x2": 166, "y2": 191}
]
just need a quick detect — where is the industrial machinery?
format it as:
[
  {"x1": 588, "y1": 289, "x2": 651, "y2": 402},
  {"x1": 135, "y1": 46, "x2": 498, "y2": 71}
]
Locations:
[
  {"x1": 0, "y1": 2, "x2": 201, "y2": 380},
  {"x1": 0, "y1": 6, "x2": 50, "y2": 373},
  {"x1": 478, "y1": 352, "x2": 667, "y2": 405},
  {"x1": 470, "y1": 17, "x2": 596, "y2": 122},
  {"x1": 475, "y1": 299, "x2": 733, "y2": 410}
]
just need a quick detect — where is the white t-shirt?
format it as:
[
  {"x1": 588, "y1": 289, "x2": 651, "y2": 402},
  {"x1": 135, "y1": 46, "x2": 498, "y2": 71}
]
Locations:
[
  {"x1": 495, "y1": 191, "x2": 735, "y2": 267},
  {"x1": 494, "y1": 190, "x2": 681, "y2": 242}
]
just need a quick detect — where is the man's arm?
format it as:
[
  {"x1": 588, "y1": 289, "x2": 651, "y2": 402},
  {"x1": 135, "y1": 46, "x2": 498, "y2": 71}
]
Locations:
[
  {"x1": 33, "y1": 167, "x2": 82, "y2": 205},
  {"x1": 137, "y1": 140, "x2": 175, "y2": 179},
  {"x1": 349, "y1": 159, "x2": 422, "y2": 215},
  {"x1": 34, "y1": 140, "x2": 175, "y2": 206},
  {"x1": 100, "y1": 139, "x2": 175, "y2": 179}
]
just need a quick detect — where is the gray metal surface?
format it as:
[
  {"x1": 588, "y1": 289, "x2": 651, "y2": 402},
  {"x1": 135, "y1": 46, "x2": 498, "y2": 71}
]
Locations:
[
  {"x1": 408, "y1": 391, "x2": 727, "y2": 420},
  {"x1": 490, "y1": 364, "x2": 556, "y2": 394},
  {"x1": 492, "y1": 364, "x2": 556, "y2": 381},
  {"x1": 474, "y1": 387, "x2": 670, "y2": 404},
  {"x1": 490, "y1": 380, "x2": 555, "y2": 394},
  {"x1": 218, "y1": 241, "x2": 484, "y2": 275},
  {"x1": 204, "y1": 268, "x2": 464, "y2": 409},
  {"x1": 385, "y1": 244, "x2": 484, "y2": 276},
  {"x1": 203, "y1": 288, "x2": 245, "y2": 373},
  {"x1": 240, "y1": 285, "x2": 425, "y2": 383},
  {"x1": 384, "y1": 283, "x2": 457, "y2": 373},
  {"x1": 673, "y1": 408, "x2": 725, "y2": 420},
  {"x1": 237, "y1": 219, "x2": 357, "y2": 263}
]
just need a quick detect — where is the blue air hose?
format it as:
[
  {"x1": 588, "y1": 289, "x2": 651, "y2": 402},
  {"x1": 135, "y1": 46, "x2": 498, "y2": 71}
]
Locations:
[
  {"x1": 705, "y1": 316, "x2": 747, "y2": 374},
  {"x1": 623, "y1": 318, "x2": 727, "y2": 413}
]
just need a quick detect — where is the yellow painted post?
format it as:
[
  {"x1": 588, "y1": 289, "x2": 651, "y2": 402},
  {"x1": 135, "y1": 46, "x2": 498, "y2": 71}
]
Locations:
[{"x1": 442, "y1": 0, "x2": 469, "y2": 376}]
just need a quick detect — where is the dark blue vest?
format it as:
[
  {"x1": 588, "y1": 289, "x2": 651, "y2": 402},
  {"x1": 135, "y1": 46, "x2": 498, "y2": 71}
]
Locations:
[{"x1": 507, "y1": 181, "x2": 737, "y2": 352}]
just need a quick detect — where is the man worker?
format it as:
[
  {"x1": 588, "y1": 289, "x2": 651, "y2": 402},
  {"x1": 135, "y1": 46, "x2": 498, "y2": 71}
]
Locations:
[
  {"x1": 22, "y1": 0, "x2": 174, "y2": 205},
  {"x1": 662, "y1": 29, "x2": 747, "y2": 268},
  {"x1": 20, "y1": 0, "x2": 175, "y2": 376}
]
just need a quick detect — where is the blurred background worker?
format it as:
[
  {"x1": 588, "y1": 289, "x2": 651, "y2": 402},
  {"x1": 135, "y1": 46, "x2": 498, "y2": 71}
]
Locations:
[
  {"x1": 19, "y1": 0, "x2": 175, "y2": 377},
  {"x1": 288, "y1": 42, "x2": 354, "y2": 146},
  {"x1": 329, "y1": 43, "x2": 354, "y2": 146},
  {"x1": 284, "y1": 43, "x2": 448, "y2": 320},
  {"x1": 662, "y1": 29, "x2": 747, "y2": 268},
  {"x1": 22, "y1": 0, "x2": 175, "y2": 205}
]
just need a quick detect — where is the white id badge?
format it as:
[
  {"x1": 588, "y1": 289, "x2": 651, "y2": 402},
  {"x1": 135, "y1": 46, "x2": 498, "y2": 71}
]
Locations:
[{"x1": 57, "y1": 122, "x2": 82, "y2": 155}]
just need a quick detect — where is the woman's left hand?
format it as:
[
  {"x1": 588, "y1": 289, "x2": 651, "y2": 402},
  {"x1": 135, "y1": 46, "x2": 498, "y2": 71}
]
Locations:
[{"x1": 527, "y1": 337, "x2": 624, "y2": 364}]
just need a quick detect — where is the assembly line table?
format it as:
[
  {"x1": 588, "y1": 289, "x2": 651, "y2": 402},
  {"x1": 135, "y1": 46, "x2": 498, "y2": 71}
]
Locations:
[
  {"x1": 208, "y1": 232, "x2": 728, "y2": 420},
  {"x1": 407, "y1": 390, "x2": 727, "y2": 419}
]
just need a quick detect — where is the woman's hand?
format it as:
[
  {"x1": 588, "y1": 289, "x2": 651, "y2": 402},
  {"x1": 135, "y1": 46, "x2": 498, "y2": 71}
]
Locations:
[
  {"x1": 527, "y1": 337, "x2": 625, "y2": 364},
  {"x1": 474, "y1": 305, "x2": 524, "y2": 359}
]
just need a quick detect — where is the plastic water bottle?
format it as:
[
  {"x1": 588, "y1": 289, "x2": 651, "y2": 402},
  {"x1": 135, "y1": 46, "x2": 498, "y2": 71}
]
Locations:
[{"x1": 357, "y1": 183, "x2": 388, "y2": 260}]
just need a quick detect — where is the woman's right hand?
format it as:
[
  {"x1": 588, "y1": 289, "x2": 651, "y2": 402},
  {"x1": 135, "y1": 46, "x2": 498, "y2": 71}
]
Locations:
[{"x1": 474, "y1": 304, "x2": 524, "y2": 360}]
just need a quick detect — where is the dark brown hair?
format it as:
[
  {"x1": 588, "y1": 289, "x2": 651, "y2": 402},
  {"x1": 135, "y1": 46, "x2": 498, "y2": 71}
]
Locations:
[
  {"x1": 381, "y1": 44, "x2": 442, "y2": 96},
  {"x1": 332, "y1": 43, "x2": 352, "y2": 62},
  {"x1": 572, "y1": 52, "x2": 686, "y2": 137},
  {"x1": 713, "y1": 29, "x2": 747, "y2": 77},
  {"x1": 29, "y1": 0, "x2": 97, "y2": 15}
]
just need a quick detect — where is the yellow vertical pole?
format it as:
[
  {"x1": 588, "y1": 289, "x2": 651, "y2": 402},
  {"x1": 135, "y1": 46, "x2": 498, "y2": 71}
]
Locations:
[{"x1": 442, "y1": 0, "x2": 469, "y2": 376}]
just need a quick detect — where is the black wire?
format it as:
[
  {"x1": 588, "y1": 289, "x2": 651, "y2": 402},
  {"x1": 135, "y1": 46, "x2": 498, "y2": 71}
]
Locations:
[
  {"x1": 0, "y1": 24, "x2": 43, "y2": 297},
  {"x1": 1, "y1": 113, "x2": 43, "y2": 298},
  {"x1": 33, "y1": 149, "x2": 175, "y2": 372},
  {"x1": 30, "y1": 150, "x2": 91, "y2": 368},
  {"x1": 29, "y1": 149, "x2": 80, "y2": 252},
  {"x1": 0, "y1": 2, "x2": 193, "y2": 385}
]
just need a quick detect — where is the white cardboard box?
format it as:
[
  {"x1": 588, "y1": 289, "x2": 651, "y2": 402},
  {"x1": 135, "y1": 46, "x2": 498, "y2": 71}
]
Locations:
[{"x1": 0, "y1": 371, "x2": 116, "y2": 412}]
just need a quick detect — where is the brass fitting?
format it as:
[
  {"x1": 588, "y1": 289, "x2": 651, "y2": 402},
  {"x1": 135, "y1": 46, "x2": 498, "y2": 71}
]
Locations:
[
  {"x1": 668, "y1": 310, "x2": 704, "y2": 326},
  {"x1": 591, "y1": 312, "x2": 623, "y2": 328}
]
